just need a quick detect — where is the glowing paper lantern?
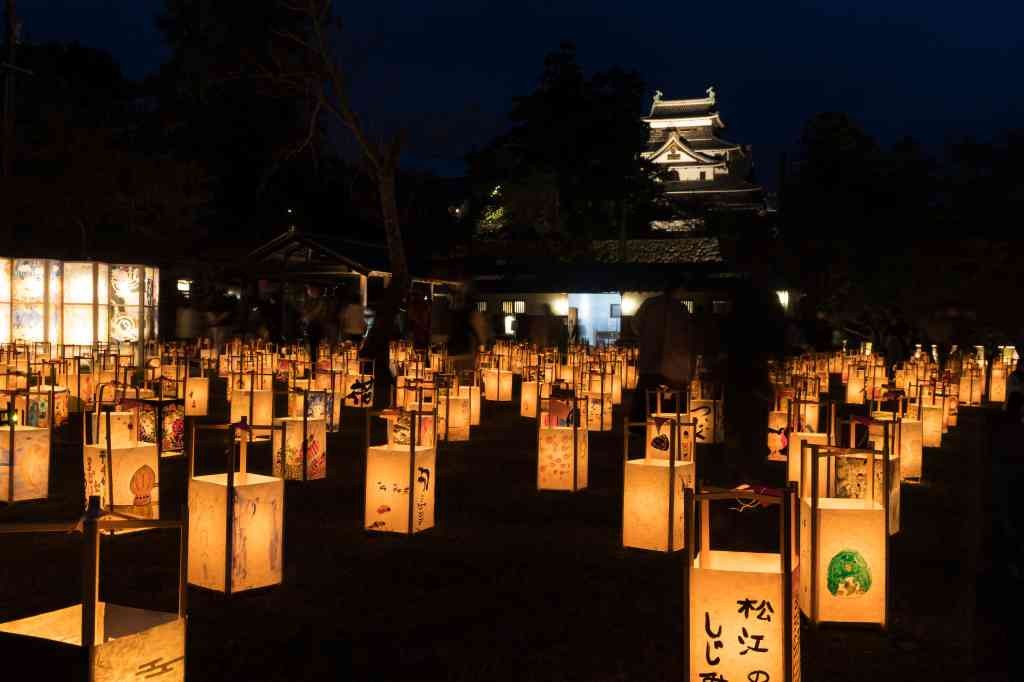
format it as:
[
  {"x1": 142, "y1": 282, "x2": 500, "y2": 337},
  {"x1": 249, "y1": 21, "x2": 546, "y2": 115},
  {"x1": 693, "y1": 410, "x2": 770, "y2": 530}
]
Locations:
[
  {"x1": 920, "y1": 403, "x2": 943, "y2": 448},
  {"x1": 0, "y1": 509, "x2": 187, "y2": 682},
  {"x1": 230, "y1": 389, "x2": 273, "y2": 429},
  {"x1": 482, "y1": 367, "x2": 513, "y2": 402},
  {"x1": 184, "y1": 376, "x2": 209, "y2": 416},
  {"x1": 83, "y1": 440, "x2": 159, "y2": 518},
  {"x1": 689, "y1": 398, "x2": 721, "y2": 445},
  {"x1": 188, "y1": 425, "x2": 284, "y2": 593},
  {"x1": 0, "y1": 423, "x2": 50, "y2": 502},
  {"x1": 845, "y1": 365, "x2": 866, "y2": 404},
  {"x1": 767, "y1": 410, "x2": 789, "y2": 461},
  {"x1": 585, "y1": 392, "x2": 614, "y2": 432},
  {"x1": 365, "y1": 412, "x2": 436, "y2": 534},
  {"x1": 520, "y1": 379, "x2": 551, "y2": 418},
  {"x1": 439, "y1": 392, "x2": 470, "y2": 441},
  {"x1": 537, "y1": 397, "x2": 588, "y2": 491},
  {"x1": 272, "y1": 416, "x2": 327, "y2": 480},
  {"x1": 129, "y1": 398, "x2": 186, "y2": 458},
  {"x1": 989, "y1": 362, "x2": 1008, "y2": 403},
  {"x1": 459, "y1": 384, "x2": 481, "y2": 425},
  {"x1": 686, "y1": 488, "x2": 800, "y2": 682},
  {"x1": 958, "y1": 367, "x2": 983, "y2": 406},
  {"x1": 623, "y1": 416, "x2": 694, "y2": 552},
  {"x1": 799, "y1": 443, "x2": 892, "y2": 626}
]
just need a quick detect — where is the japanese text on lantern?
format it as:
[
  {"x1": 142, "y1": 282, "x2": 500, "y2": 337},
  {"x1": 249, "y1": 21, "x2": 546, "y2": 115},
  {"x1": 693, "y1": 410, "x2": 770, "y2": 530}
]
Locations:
[{"x1": 699, "y1": 597, "x2": 776, "y2": 682}]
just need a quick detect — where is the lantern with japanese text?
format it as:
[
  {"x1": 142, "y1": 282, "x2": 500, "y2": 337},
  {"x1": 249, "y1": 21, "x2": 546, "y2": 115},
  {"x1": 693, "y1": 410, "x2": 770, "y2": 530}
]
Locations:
[
  {"x1": 188, "y1": 423, "x2": 284, "y2": 593},
  {"x1": 686, "y1": 487, "x2": 800, "y2": 682},
  {"x1": 364, "y1": 409, "x2": 436, "y2": 534},
  {"x1": 0, "y1": 411, "x2": 50, "y2": 503},
  {"x1": 622, "y1": 414, "x2": 694, "y2": 552},
  {"x1": 799, "y1": 441, "x2": 893, "y2": 626},
  {"x1": 537, "y1": 394, "x2": 588, "y2": 491},
  {"x1": 272, "y1": 415, "x2": 327, "y2": 480},
  {"x1": 0, "y1": 504, "x2": 187, "y2": 682},
  {"x1": 342, "y1": 359, "x2": 374, "y2": 408},
  {"x1": 184, "y1": 375, "x2": 209, "y2": 417}
]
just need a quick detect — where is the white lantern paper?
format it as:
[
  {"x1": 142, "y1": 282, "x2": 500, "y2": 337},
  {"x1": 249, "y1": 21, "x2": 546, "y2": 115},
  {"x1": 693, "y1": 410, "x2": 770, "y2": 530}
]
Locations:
[
  {"x1": 920, "y1": 403, "x2": 943, "y2": 448},
  {"x1": 482, "y1": 367, "x2": 513, "y2": 402},
  {"x1": 439, "y1": 393, "x2": 470, "y2": 441},
  {"x1": 184, "y1": 377, "x2": 209, "y2": 416},
  {"x1": 537, "y1": 399, "x2": 588, "y2": 491},
  {"x1": 689, "y1": 399, "x2": 721, "y2": 445},
  {"x1": 787, "y1": 430, "x2": 827, "y2": 487},
  {"x1": 83, "y1": 442, "x2": 159, "y2": 517},
  {"x1": 230, "y1": 389, "x2": 273, "y2": 429},
  {"x1": 687, "y1": 489, "x2": 800, "y2": 682},
  {"x1": 623, "y1": 417, "x2": 694, "y2": 552},
  {"x1": 520, "y1": 380, "x2": 551, "y2": 418},
  {"x1": 585, "y1": 392, "x2": 614, "y2": 432},
  {"x1": 92, "y1": 411, "x2": 136, "y2": 448},
  {"x1": 459, "y1": 384, "x2": 481, "y2": 425},
  {"x1": 767, "y1": 410, "x2": 788, "y2": 461},
  {"x1": 365, "y1": 410, "x2": 436, "y2": 534},
  {"x1": 646, "y1": 413, "x2": 694, "y2": 460},
  {"x1": 188, "y1": 470, "x2": 283, "y2": 593},
  {"x1": 0, "y1": 424, "x2": 50, "y2": 502},
  {"x1": 272, "y1": 416, "x2": 327, "y2": 480},
  {"x1": 799, "y1": 444, "x2": 890, "y2": 626},
  {"x1": 989, "y1": 363, "x2": 1008, "y2": 403}
]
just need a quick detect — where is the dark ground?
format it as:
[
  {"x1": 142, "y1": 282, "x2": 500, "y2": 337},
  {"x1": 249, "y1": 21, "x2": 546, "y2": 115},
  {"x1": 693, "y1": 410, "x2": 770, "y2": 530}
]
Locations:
[{"x1": 0, "y1": 378, "x2": 1011, "y2": 681}]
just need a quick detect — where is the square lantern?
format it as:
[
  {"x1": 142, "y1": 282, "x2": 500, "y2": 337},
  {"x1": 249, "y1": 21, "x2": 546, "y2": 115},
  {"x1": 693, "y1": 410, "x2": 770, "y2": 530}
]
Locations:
[
  {"x1": 125, "y1": 398, "x2": 186, "y2": 458},
  {"x1": 229, "y1": 388, "x2": 274, "y2": 431},
  {"x1": 799, "y1": 443, "x2": 893, "y2": 627},
  {"x1": 585, "y1": 391, "x2": 614, "y2": 432},
  {"x1": 0, "y1": 420, "x2": 51, "y2": 503},
  {"x1": 0, "y1": 509, "x2": 187, "y2": 682},
  {"x1": 459, "y1": 384, "x2": 481, "y2": 426},
  {"x1": 767, "y1": 409, "x2": 789, "y2": 462},
  {"x1": 872, "y1": 410, "x2": 922, "y2": 481},
  {"x1": 188, "y1": 424, "x2": 284, "y2": 593},
  {"x1": 959, "y1": 367, "x2": 984, "y2": 406},
  {"x1": 438, "y1": 389, "x2": 470, "y2": 441},
  {"x1": 83, "y1": 417, "x2": 159, "y2": 521},
  {"x1": 689, "y1": 398, "x2": 722, "y2": 445},
  {"x1": 184, "y1": 376, "x2": 209, "y2": 417},
  {"x1": 920, "y1": 402, "x2": 943, "y2": 448},
  {"x1": 537, "y1": 396, "x2": 589, "y2": 491},
  {"x1": 341, "y1": 361, "x2": 374, "y2": 408},
  {"x1": 272, "y1": 416, "x2": 327, "y2": 480},
  {"x1": 989, "y1": 361, "x2": 1008, "y2": 403},
  {"x1": 845, "y1": 364, "x2": 866, "y2": 404},
  {"x1": 686, "y1": 488, "x2": 800, "y2": 682},
  {"x1": 520, "y1": 376, "x2": 551, "y2": 418},
  {"x1": 482, "y1": 367, "x2": 513, "y2": 402},
  {"x1": 365, "y1": 410, "x2": 436, "y2": 534},
  {"x1": 623, "y1": 416, "x2": 695, "y2": 552}
]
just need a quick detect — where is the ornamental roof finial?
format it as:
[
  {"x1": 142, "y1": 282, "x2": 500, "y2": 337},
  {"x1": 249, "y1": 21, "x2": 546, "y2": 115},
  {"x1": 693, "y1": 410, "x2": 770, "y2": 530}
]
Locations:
[
  {"x1": 653, "y1": 89, "x2": 663, "y2": 105},
  {"x1": 706, "y1": 85, "x2": 716, "y2": 102}
]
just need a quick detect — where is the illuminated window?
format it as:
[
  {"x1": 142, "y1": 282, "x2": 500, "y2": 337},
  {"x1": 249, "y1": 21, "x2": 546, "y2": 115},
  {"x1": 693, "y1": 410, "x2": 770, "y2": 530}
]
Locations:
[
  {"x1": 476, "y1": 301, "x2": 487, "y2": 312},
  {"x1": 501, "y1": 300, "x2": 526, "y2": 314},
  {"x1": 681, "y1": 300, "x2": 694, "y2": 314},
  {"x1": 776, "y1": 290, "x2": 790, "y2": 311},
  {"x1": 176, "y1": 279, "x2": 192, "y2": 299},
  {"x1": 712, "y1": 300, "x2": 731, "y2": 314},
  {"x1": 503, "y1": 315, "x2": 516, "y2": 335}
]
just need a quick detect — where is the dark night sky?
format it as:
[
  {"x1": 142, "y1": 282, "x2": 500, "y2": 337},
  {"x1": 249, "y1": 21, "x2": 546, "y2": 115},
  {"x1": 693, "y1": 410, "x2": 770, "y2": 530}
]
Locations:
[{"x1": 21, "y1": 1, "x2": 1024, "y2": 187}]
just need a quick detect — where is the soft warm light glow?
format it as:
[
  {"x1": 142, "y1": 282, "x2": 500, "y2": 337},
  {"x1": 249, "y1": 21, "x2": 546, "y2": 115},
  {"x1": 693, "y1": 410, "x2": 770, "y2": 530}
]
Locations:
[
  {"x1": 776, "y1": 289, "x2": 790, "y2": 310},
  {"x1": 0, "y1": 425, "x2": 50, "y2": 502},
  {"x1": 230, "y1": 389, "x2": 273, "y2": 428},
  {"x1": 184, "y1": 377, "x2": 209, "y2": 416},
  {"x1": 83, "y1": 442, "x2": 159, "y2": 516},
  {"x1": 365, "y1": 444, "x2": 436, "y2": 533},
  {"x1": 440, "y1": 394, "x2": 470, "y2": 441},
  {"x1": 272, "y1": 417, "x2": 327, "y2": 480},
  {"x1": 921, "y1": 404, "x2": 943, "y2": 448},
  {"x1": 459, "y1": 385, "x2": 481, "y2": 425},
  {"x1": 537, "y1": 421, "x2": 588, "y2": 491},
  {"x1": 520, "y1": 380, "x2": 550, "y2": 418},
  {"x1": 483, "y1": 368, "x2": 513, "y2": 402},
  {"x1": 551, "y1": 296, "x2": 569, "y2": 316},
  {"x1": 620, "y1": 294, "x2": 639, "y2": 316},
  {"x1": 188, "y1": 472, "x2": 284, "y2": 593},
  {"x1": 623, "y1": 458, "x2": 691, "y2": 551}
]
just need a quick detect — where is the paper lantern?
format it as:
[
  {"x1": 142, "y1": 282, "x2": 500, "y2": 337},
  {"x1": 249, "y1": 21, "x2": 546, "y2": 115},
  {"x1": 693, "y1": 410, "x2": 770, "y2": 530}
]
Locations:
[
  {"x1": 91, "y1": 411, "x2": 135, "y2": 448},
  {"x1": 230, "y1": 389, "x2": 273, "y2": 429},
  {"x1": 439, "y1": 392, "x2": 470, "y2": 441},
  {"x1": 799, "y1": 443, "x2": 891, "y2": 626},
  {"x1": 0, "y1": 509, "x2": 187, "y2": 682},
  {"x1": 585, "y1": 392, "x2": 614, "y2": 432},
  {"x1": 767, "y1": 410, "x2": 789, "y2": 461},
  {"x1": 686, "y1": 488, "x2": 800, "y2": 682},
  {"x1": 689, "y1": 398, "x2": 721, "y2": 445},
  {"x1": 385, "y1": 409, "x2": 436, "y2": 449},
  {"x1": 130, "y1": 398, "x2": 186, "y2": 458},
  {"x1": 989, "y1": 362, "x2": 1008, "y2": 403},
  {"x1": 623, "y1": 416, "x2": 694, "y2": 552},
  {"x1": 537, "y1": 397, "x2": 588, "y2": 491},
  {"x1": 845, "y1": 365, "x2": 866, "y2": 404},
  {"x1": 0, "y1": 423, "x2": 50, "y2": 502},
  {"x1": 83, "y1": 440, "x2": 159, "y2": 518},
  {"x1": 0, "y1": 385, "x2": 70, "y2": 429},
  {"x1": 341, "y1": 369, "x2": 374, "y2": 408},
  {"x1": 520, "y1": 379, "x2": 551, "y2": 418},
  {"x1": 482, "y1": 367, "x2": 513, "y2": 402},
  {"x1": 958, "y1": 367, "x2": 983, "y2": 406},
  {"x1": 920, "y1": 403, "x2": 942, "y2": 448},
  {"x1": 184, "y1": 376, "x2": 209, "y2": 416},
  {"x1": 646, "y1": 412, "x2": 694, "y2": 460},
  {"x1": 188, "y1": 426, "x2": 284, "y2": 593},
  {"x1": 272, "y1": 416, "x2": 327, "y2": 480},
  {"x1": 459, "y1": 384, "x2": 481, "y2": 425},
  {"x1": 365, "y1": 412, "x2": 436, "y2": 534}
]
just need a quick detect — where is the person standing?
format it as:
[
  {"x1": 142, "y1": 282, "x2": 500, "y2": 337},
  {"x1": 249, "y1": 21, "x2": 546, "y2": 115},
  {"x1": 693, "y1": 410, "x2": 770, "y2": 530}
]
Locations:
[{"x1": 629, "y1": 279, "x2": 695, "y2": 423}]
